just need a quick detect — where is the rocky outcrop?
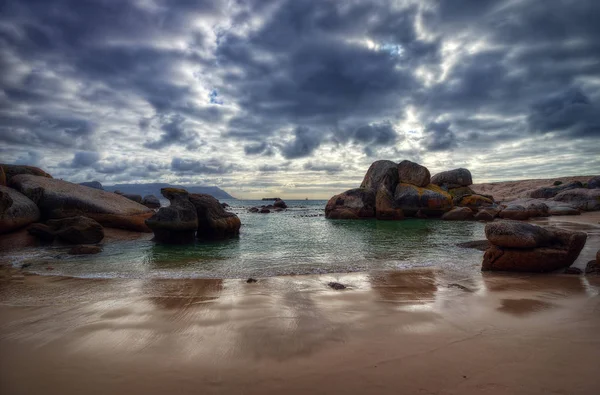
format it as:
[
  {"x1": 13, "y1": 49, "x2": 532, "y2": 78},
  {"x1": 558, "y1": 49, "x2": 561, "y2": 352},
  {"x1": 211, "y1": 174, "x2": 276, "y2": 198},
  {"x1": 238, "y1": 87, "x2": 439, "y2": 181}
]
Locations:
[
  {"x1": 11, "y1": 175, "x2": 153, "y2": 232},
  {"x1": 529, "y1": 181, "x2": 583, "y2": 199},
  {"x1": 46, "y1": 216, "x2": 105, "y2": 244},
  {"x1": 588, "y1": 176, "x2": 600, "y2": 189},
  {"x1": 325, "y1": 188, "x2": 376, "y2": 219},
  {"x1": 0, "y1": 186, "x2": 41, "y2": 234},
  {"x1": 394, "y1": 183, "x2": 453, "y2": 217},
  {"x1": 397, "y1": 160, "x2": 430, "y2": 187},
  {"x1": 142, "y1": 195, "x2": 161, "y2": 209},
  {"x1": 375, "y1": 184, "x2": 404, "y2": 220},
  {"x1": 482, "y1": 221, "x2": 587, "y2": 272},
  {"x1": 441, "y1": 207, "x2": 474, "y2": 221},
  {"x1": 0, "y1": 164, "x2": 52, "y2": 186},
  {"x1": 431, "y1": 168, "x2": 472, "y2": 189},
  {"x1": 145, "y1": 188, "x2": 198, "y2": 244},
  {"x1": 552, "y1": 188, "x2": 600, "y2": 211},
  {"x1": 360, "y1": 160, "x2": 399, "y2": 193},
  {"x1": 122, "y1": 194, "x2": 143, "y2": 204},
  {"x1": 0, "y1": 166, "x2": 5, "y2": 187},
  {"x1": 273, "y1": 199, "x2": 288, "y2": 209},
  {"x1": 79, "y1": 181, "x2": 104, "y2": 190},
  {"x1": 188, "y1": 193, "x2": 241, "y2": 240}
]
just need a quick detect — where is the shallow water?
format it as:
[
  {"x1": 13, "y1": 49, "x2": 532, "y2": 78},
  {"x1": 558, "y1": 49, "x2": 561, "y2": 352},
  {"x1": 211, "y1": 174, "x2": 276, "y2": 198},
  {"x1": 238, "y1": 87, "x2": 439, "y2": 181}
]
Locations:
[{"x1": 2, "y1": 200, "x2": 491, "y2": 279}]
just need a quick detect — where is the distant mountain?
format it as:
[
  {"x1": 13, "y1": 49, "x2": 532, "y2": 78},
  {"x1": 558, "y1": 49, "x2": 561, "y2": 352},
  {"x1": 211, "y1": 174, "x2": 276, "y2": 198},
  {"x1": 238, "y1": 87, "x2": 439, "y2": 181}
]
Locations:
[{"x1": 103, "y1": 183, "x2": 236, "y2": 200}]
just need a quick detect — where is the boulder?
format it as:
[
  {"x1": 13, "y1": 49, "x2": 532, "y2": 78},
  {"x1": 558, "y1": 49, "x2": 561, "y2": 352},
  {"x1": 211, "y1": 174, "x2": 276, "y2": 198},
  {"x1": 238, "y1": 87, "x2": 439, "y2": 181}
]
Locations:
[
  {"x1": 474, "y1": 209, "x2": 496, "y2": 222},
  {"x1": 273, "y1": 199, "x2": 288, "y2": 209},
  {"x1": 548, "y1": 206, "x2": 580, "y2": 216},
  {"x1": 145, "y1": 188, "x2": 198, "y2": 244},
  {"x1": 393, "y1": 183, "x2": 453, "y2": 217},
  {"x1": 442, "y1": 207, "x2": 474, "y2": 221},
  {"x1": 0, "y1": 166, "x2": 5, "y2": 187},
  {"x1": 325, "y1": 188, "x2": 376, "y2": 219},
  {"x1": 142, "y1": 195, "x2": 161, "y2": 209},
  {"x1": 397, "y1": 160, "x2": 430, "y2": 187},
  {"x1": 484, "y1": 221, "x2": 553, "y2": 248},
  {"x1": 79, "y1": 181, "x2": 104, "y2": 190},
  {"x1": 430, "y1": 168, "x2": 473, "y2": 189},
  {"x1": 188, "y1": 193, "x2": 241, "y2": 240},
  {"x1": 0, "y1": 164, "x2": 52, "y2": 186},
  {"x1": 248, "y1": 207, "x2": 259, "y2": 213},
  {"x1": 525, "y1": 201, "x2": 549, "y2": 217},
  {"x1": 260, "y1": 208, "x2": 271, "y2": 214},
  {"x1": 46, "y1": 216, "x2": 105, "y2": 244},
  {"x1": 11, "y1": 175, "x2": 153, "y2": 232},
  {"x1": 552, "y1": 188, "x2": 600, "y2": 211},
  {"x1": 529, "y1": 181, "x2": 583, "y2": 199},
  {"x1": 456, "y1": 194, "x2": 494, "y2": 210},
  {"x1": 482, "y1": 225, "x2": 587, "y2": 272},
  {"x1": 27, "y1": 223, "x2": 56, "y2": 241},
  {"x1": 0, "y1": 186, "x2": 41, "y2": 234},
  {"x1": 498, "y1": 205, "x2": 531, "y2": 220},
  {"x1": 68, "y1": 245, "x2": 102, "y2": 255},
  {"x1": 122, "y1": 194, "x2": 143, "y2": 204},
  {"x1": 375, "y1": 184, "x2": 404, "y2": 220},
  {"x1": 360, "y1": 160, "x2": 399, "y2": 193},
  {"x1": 588, "y1": 176, "x2": 600, "y2": 189},
  {"x1": 449, "y1": 186, "x2": 475, "y2": 200}
]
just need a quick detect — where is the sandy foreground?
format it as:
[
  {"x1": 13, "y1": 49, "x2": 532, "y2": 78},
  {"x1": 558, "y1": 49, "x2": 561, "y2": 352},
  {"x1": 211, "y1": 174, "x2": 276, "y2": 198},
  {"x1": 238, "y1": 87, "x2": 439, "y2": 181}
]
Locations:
[{"x1": 1, "y1": 214, "x2": 600, "y2": 395}]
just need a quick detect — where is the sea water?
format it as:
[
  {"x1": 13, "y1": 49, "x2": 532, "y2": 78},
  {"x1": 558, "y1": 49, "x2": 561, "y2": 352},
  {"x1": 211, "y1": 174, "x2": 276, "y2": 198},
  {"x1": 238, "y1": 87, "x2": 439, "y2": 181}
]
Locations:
[{"x1": 6, "y1": 200, "x2": 487, "y2": 279}]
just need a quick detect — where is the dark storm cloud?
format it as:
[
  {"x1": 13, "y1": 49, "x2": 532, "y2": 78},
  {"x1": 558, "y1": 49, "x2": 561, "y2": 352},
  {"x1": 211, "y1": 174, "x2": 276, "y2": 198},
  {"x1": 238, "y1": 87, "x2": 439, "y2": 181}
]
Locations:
[
  {"x1": 303, "y1": 162, "x2": 342, "y2": 174},
  {"x1": 70, "y1": 151, "x2": 100, "y2": 168},
  {"x1": 280, "y1": 127, "x2": 324, "y2": 159},
  {"x1": 423, "y1": 122, "x2": 457, "y2": 152},
  {"x1": 244, "y1": 142, "x2": 274, "y2": 156},
  {"x1": 144, "y1": 115, "x2": 199, "y2": 150},
  {"x1": 171, "y1": 157, "x2": 235, "y2": 175}
]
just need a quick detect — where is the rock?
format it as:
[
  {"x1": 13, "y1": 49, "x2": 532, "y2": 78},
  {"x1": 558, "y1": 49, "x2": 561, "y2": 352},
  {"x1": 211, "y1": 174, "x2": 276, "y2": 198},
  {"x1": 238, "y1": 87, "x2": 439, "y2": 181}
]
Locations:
[
  {"x1": 528, "y1": 181, "x2": 583, "y2": 199},
  {"x1": 142, "y1": 195, "x2": 161, "y2": 209},
  {"x1": 456, "y1": 194, "x2": 494, "y2": 210},
  {"x1": 498, "y1": 205, "x2": 531, "y2": 220},
  {"x1": 11, "y1": 175, "x2": 153, "y2": 232},
  {"x1": 79, "y1": 181, "x2": 104, "y2": 190},
  {"x1": 221, "y1": 202, "x2": 230, "y2": 209},
  {"x1": 449, "y1": 186, "x2": 475, "y2": 200},
  {"x1": 431, "y1": 168, "x2": 473, "y2": 189},
  {"x1": 485, "y1": 221, "x2": 553, "y2": 248},
  {"x1": 260, "y1": 208, "x2": 271, "y2": 214},
  {"x1": 482, "y1": 224, "x2": 587, "y2": 272},
  {"x1": 325, "y1": 188, "x2": 376, "y2": 219},
  {"x1": 145, "y1": 188, "x2": 198, "y2": 244},
  {"x1": 46, "y1": 216, "x2": 105, "y2": 244},
  {"x1": 525, "y1": 201, "x2": 549, "y2": 217},
  {"x1": 442, "y1": 207, "x2": 474, "y2": 221},
  {"x1": 474, "y1": 209, "x2": 496, "y2": 222},
  {"x1": 246, "y1": 278, "x2": 257, "y2": 283},
  {"x1": 328, "y1": 282, "x2": 346, "y2": 290},
  {"x1": 397, "y1": 160, "x2": 430, "y2": 187},
  {"x1": 0, "y1": 166, "x2": 5, "y2": 187},
  {"x1": 588, "y1": 176, "x2": 600, "y2": 189},
  {"x1": 122, "y1": 194, "x2": 143, "y2": 204},
  {"x1": 393, "y1": 183, "x2": 453, "y2": 217},
  {"x1": 564, "y1": 267, "x2": 583, "y2": 275},
  {"x1": 188, "y1": 193, "x2": 241, "y2": 240},
  {"x1": 552, "y1": 188, "x2": 600, "y2": 211},
  {"x1": 548, "y1": 206, "x2": 580, "y2": 216},
  {"x1": 553, "y1": 180, "x2": 563, "y2": 186},
  {"x1": 457, "y1": 240, "x2": 491, "y2": 251},
  {"x1": 0, "y1": 164, "x2": 52, "y2": 186},
  {"x1": 27, "y1": 223, "x2": 56, "y2": 241},
  {"x1": 360, "y1": 160, "x2": 399, "y2": 193},
  {"x1": 585, "y1": 260, "x2": 599, "y2": 274},
  {"x1": 0, "y1": 185, "x2": 41, "y2": 234},
  {"x1": 375, "y1": 184, "x2": 404, "y2": 220},
  {"x1": 68, "y1": 245, "x2": 102, "y2": 255},
  {"x1": 273, "y1": 199, "x2": 287, "y2": 209},
  {"x1": 248, "y1": 207, "x2": 259, "y2": 213}
]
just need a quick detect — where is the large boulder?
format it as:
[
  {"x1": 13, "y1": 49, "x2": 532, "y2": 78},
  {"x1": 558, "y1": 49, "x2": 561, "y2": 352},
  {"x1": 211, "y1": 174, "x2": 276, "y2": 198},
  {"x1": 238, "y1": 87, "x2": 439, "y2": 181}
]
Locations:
[
  {"x1": 142, "y1": 195, "x2": 161, "y2": 209},
  {"x1": 430, "y1": 168, "x2": 473, "y2": 189},
  {"x1": 325, "y1": 188, "x2": 376, "y2": 219},
  {"x1": 273, "y1": 198, "x2": 287, "y2": 209},
  {"x1": 0, "y1": 164, "x2": 52, "y2": 186},
  {"x1": 11, "y1": 175, "x2": 153, "y2": 232},
  {"x1": 145, "y1": 188, "x2": 198, "y2": 243},
  {"x1": 375, "y1": 184, "x2": 404, "y2": 220},
  {"x1": 122, "y1": 194, "x2": 143, "y2": 204},
  {"x1": 482, "y1": 222, "x2": 587, "y2": 272},
  {"x1": 0, "y1": 185, "x2": 41, "y2": 234},
  {"x1": 498, "y1": 205, "x2": 531, "y2": 220},
  {"x1": 441, "y1": 207, "x2": 474, "y2": 221},
  {"x1": 79, "y1": 181, "x2": 104, "y2": 190},
  {"x1": 552, "y1": 188, "x2": 600, "y2": 211},
  {"x1": 529, "y1": 181, "x2": 583, "y2": 199},
  {"x1": 46, "y1": 216, "x2": 105, "y2": 244},
  {"x1": 360, "y1": 160, "x2": 399, "y2": 193},
  {"x1": 456, "y1": 194, "x2": 494, "y2": 210},
  {"x1": 393, "y1": 183, "x2": 453, "y2": 217},
  {"x1": 588, "y1": 176, "x2": 600, "y2": 189},
  {"x1": 188, "y1": 193, "x2": 241, "y2": 240},
  {"x1": 397, "y1": 160, "x2": 430, "y2": 187},
  {"x1": 474, "y1": 209, "x2": 496, "y2": 222}
]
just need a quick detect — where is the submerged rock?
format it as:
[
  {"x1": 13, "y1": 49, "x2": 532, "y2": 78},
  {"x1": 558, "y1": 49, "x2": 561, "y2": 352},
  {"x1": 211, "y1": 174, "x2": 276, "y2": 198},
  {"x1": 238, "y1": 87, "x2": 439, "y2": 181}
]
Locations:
[
  {"x1": 0, "y1": 185, "x2": 40, "y2": 234},
  {"x1": 328, "y1": 282, "x2": 346, "y2": 290},
  {"x1": 145, "y1": 188, "x2": 198, "y2": 244},
  {"x1": 397, "y1": 160, "x2": 430, "y2": 187},
  {"x1": 47, "y1": 216, "x2": 105, "y2": 244},
  {"x1": 325, "y1": 188, "x2": 376, "y2": 219},
  {"x1": 189, "y1": 193, "x2": 241, "y2": 240},
  {"x1": 430, "y1": 168, "x2": 473, "y2": 189}
]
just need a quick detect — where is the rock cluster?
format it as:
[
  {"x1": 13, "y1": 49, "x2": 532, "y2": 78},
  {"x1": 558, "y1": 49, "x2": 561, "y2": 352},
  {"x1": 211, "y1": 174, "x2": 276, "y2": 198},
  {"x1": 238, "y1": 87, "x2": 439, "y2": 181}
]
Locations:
[{"x1": 248, "y1": 199, "x2": 288, "y2": 213}]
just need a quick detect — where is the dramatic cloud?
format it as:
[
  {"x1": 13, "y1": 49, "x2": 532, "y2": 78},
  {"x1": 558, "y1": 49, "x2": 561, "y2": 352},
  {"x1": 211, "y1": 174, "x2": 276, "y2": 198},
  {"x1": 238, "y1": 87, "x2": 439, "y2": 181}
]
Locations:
[{"x1": 0, "y1": 0, "x2": 598, "y2": 198}]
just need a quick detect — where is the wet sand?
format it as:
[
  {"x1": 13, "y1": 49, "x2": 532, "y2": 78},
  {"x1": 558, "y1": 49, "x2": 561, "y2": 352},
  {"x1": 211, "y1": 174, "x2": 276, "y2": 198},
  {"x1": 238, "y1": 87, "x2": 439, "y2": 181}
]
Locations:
[{"x1": 1, "y1": 214, "x2": 600, "y2": 394}]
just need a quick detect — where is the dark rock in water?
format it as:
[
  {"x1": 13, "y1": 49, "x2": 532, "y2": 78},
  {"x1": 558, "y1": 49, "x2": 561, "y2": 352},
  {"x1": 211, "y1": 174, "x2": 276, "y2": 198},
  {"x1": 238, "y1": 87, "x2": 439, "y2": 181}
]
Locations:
[
  {"x1": 221, "y1": 202, "x2": 230, "y2": 209},
  {"x1": 564, "y1": 267, "x2": 583, "y2": 275},
  {"x1": 397, "y1": 160, "x2": 430, "y2": 187},
  {"x1": 11, "y1": 175, "x2": 153, "y2": 232},
  {"x1": 0, "y1": 185, "x2": 41, "y2": 234},
  {"x1": 246, "y1": 278, "x2": 258, "y2": 283},
  {"x1": 325, "y1": 188, "x2": 376, "y2": 219},
  {"x1": 188, "y1": 193, "x2": 241, "y2": 240},
  {"x1": 552, "y1": 188, "x2": 600, "y2": 211},
  {"x1": 145, "y1": 188, "x2": 198, "y2": 244},
  {"x1": 142, "y1": 195, "x2": 161, "y2": 209},
  {"x1": 0, "y1": 164, "x2": 52, "y2": 186},
  {"x1": 430, "y1": 168, "x2": 473, "y2": 189},
  {"x1": 360, "y1": 160, "x2": 399, "y2": 193},
  {"x1": 394, "y1": 184, "x2": 452, "y2": 217},
  {"x1": 442, "y1": 207, "x2": 474, "y2": 221},
  {"x1": 79, "y1": 181, "x2": 103, "y2": 190},
  {"x1": 457, "y1": 240, "x2": 491, "y2": 251},
  {"x1": 122, "y1": 194, "x2": 143, "y2": 204},
  {"x1": 260, "y1": 208, "x2": 271, "y2": 213},
  {"x1": 328, "y1": 282, "x2": 346, "y2": 290},
  {"x1": 27, "y1": 223, "x2": 56, "y2": 241},
  {"x1": 529, "y1": 181, "x2": 583, "y2": 199},
  {"x1": 68, "y1": 245, "x2": 102, "y2": 255},
  {"x1": 47, "y1": 216, "x2": 105, "y2": 244},
  {"x1": 248, "y1": 207, "x2": 259, "y2": 213},
  {"x1": 588, "y1": 176, "x2": 600, "y2": 189},
  {"x1": 273, "y1": 198, "x2": 287, "y2": 209}
]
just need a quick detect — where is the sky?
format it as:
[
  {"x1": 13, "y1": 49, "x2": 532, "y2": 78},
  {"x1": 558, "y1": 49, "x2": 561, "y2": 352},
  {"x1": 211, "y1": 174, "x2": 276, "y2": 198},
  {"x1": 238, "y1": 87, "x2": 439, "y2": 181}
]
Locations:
[{"x1": 1, "y1": 0, "x2": 599, "y2": 199}]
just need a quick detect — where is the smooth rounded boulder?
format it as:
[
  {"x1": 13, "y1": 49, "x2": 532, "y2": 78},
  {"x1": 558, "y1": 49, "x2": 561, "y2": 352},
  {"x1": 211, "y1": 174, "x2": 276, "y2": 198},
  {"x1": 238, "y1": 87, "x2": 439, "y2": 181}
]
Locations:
[
  {"x1": 484, "y1": 221, "x2": 552, "y2": 248},
  {"x1": 397, "y1": 160, "x2": 430, "y2": 187},
  {"x1": 188, "y1": 193, "x2": 241, "y2": 240},
  {"x1": 375, "y1": 184, "x2": 404, "y2": 220},
  {"x1": 145, "y1": 188, "x2": 198, "y2": 244},
  {"x1": 273, "y1": 199, "x2": 287, "y2": 209},
  {"x1": 552, "y1": 188, "x2": 600, "y2": 211},
  {"x1": 430, "y1": 168, "x2": 473, "y2": 189},
  {"x1": 0, "y1": 185, "x2": 41, "y2": 234},
  {"x1": 360, "y1": 160, "x2": 399, "y2": 193},
  {"x1": 441, "y1": 207, "x2": 474, "y2": 221},
  {"x1": 325, "y1": 188, "x2": 376, "y2": 219},
  {"x1": 46, "y1": 216, "x2": 105, "y2": 244},
  {"x1": 529, "y1": 181, "x2": 583, "y2": 199},
  {"x1": 393, "y1": 183, "x2": 452, "y2": 217},
  {"x1": 588, "y1": 176, "x2": 600, "y2": 189},
  {"x1": 11, "y1": 175, "x2": 153, "y2": 232},
  {"x1": 0, "y1": 164, "x2": 52, "y2": 186},
  {"x1": 498, "y1": 205, "x2": 531, "y2": 220}
]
